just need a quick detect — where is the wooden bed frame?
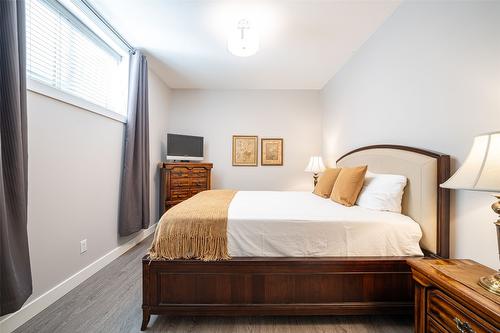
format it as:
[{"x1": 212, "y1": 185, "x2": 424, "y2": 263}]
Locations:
[{"x1": 141, "y1": 145, "x2": 450, "y2": 330}]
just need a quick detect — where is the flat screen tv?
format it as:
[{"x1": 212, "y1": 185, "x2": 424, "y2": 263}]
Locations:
[{"x1": 166, "y1": 134, "x2": 204, "y2": 161}]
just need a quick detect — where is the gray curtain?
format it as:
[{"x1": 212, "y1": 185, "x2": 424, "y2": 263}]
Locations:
[
  {"x1": 0, "y1": 0, "x2": 33, "y2": 316},
  {"x1": 119, "y1": 51, "x2": 150, "y2": 236}
]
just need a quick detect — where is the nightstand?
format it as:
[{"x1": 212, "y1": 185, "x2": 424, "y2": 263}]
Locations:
[{"x1": 407, "y1": 259, "x2": 499, "y2": 333}]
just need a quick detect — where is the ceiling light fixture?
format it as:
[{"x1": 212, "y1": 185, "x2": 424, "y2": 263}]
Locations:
[{"x1": 227, "y1": 19, "x2": 259, "y2": 57}]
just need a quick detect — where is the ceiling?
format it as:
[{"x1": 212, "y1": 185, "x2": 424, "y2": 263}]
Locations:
[{"x1": 91, "y1": 0, "x2": 400, "y2": 89}]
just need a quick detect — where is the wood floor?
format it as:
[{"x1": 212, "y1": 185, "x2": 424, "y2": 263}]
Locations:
[{"x1": 15, "y1": 235, "x2": 413, "y2": 333}]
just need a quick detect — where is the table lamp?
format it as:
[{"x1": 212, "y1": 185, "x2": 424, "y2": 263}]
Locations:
[
  {"x1": 441, "y1": 131, "x2": 500, "y2": 295},
  {"x1": 305, "y1": 156, "x2": 326, "y2": 187}
]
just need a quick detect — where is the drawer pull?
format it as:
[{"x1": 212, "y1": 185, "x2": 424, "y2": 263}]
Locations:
[{"x1": 453, "y1": 317, "x2": 475, "y2": 333}]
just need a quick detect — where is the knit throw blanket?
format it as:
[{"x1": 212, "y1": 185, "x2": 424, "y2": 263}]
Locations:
[{"x1": 149, "y1": 189, "x2": 237, "y2": 261}]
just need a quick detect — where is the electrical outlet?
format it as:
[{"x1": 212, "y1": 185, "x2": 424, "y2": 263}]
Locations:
[{"x1": 80, "y1": 239, "x2": 87, "y2": 254}]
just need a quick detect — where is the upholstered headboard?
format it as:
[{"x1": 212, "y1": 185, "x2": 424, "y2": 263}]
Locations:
[{"x1": 336, "y1": 145, "x2": 450, "y2": 258}]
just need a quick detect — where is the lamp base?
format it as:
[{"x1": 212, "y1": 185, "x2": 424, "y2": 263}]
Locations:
[
  {"x1": 478, "y1": 208, "x2": 499, "y2": 296},
  {"x1": 478, "y1": 273, "x2": 500, "y2": 296}
]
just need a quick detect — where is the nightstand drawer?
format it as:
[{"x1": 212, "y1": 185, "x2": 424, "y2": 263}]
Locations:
[
  {"x1": 427, "y1": 317, "x2": 450, "y2": 333},
  {"x1": 428, "y1": 289, "x2": 495, "y2": 333}
]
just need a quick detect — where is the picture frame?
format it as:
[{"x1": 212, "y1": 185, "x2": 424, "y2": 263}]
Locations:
[
  {"x1": 261, "y1": 138, "x2": 283, "y2": 166},
  {"x1": 232, "y1": 135, "x2": 258, "y2": 166}
]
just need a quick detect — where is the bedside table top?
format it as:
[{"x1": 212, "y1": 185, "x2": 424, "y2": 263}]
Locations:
[{"x1": 407, "y1": 258, "x2": 500, "y2": 324}]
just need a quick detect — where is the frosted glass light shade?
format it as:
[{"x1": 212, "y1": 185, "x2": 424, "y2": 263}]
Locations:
[
  {"x1": 441, "y1": 131, "x2": 500, "y2": 192},
  {"x1": 227, "y1": 19, "x2": 259, "y2": 57},
  {"x1": 304, "y1": 156, "x2": 326, "y2": 173}
]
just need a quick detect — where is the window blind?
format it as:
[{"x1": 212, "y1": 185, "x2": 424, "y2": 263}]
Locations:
[{"x1": 26, "y1": 0, "x2": 127, "y2": 115}]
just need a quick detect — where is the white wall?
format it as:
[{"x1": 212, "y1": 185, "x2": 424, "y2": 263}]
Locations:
[
  {"x1": 1, "y1": 69, "x2": 170, "y2": 326},
  {"x1": 149, "y1": 71, "x2": 171, "y2": 222},
  {"x1": 26, "y1": 90, "x2": 126, "y2": 300},
  {"x1": 320, "y1": 1, "x2": 500, "y2": 268},
  {"x1": 168, "y1": 90, "x2": 322, "y2": 191}
]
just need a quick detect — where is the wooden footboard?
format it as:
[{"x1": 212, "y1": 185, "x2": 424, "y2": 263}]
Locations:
[{"x1": 141, "y1": 256, "x2": 414, "y2": 330}]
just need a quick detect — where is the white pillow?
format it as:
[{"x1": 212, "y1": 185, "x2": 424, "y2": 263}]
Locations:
[{"x1": 356, "y1": 171, "x2": 407, "y2": 213}]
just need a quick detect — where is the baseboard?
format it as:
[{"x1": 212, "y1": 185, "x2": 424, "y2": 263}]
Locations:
[{"x1": 0, "y1": 223, "x2": 157, "y2": 333}]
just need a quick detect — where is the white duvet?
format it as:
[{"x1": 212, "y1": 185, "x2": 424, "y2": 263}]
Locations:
[{"x1": 227, "y1": 191, "x2": 423, "y2": 257}]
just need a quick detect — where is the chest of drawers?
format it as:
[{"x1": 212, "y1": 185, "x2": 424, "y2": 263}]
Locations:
[{"x1": 159, "y1": 162, "x2": 213, "y2": 215}]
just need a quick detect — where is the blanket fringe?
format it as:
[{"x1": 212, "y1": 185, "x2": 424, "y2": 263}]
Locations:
[
  {"x1": 148, "y1": 189, "x2": 236, "y2": 261},
  {"x1": 149, "y1": 234, "x2": 230, "y2": 261}
]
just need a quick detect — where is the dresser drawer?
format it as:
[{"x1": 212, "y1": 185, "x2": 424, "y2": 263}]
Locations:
[
  {"x1": 169, "y1": 189, "x2": 190, "y2": 200},
  {"x1": 427, "y1": 289, "x2": 496, "y2": 333},
  {"x1": 170, "y1": 167, "x2": 190, "y2": 178},
  {"x1": 190, "y1": 188, "x2": 205, "y2": 196},
  {"x1": 190, "y1": 177, "x2": 207, "y2": 188},
  {"x1": 191, "y1": 168, "x2": 207, "y2": 177},
  {"x1": 165, "y1": 201, "x2": 181, "y2": 211},
  {"x1": 170, "y1": 178, "x2": 190, "y2": 188}
]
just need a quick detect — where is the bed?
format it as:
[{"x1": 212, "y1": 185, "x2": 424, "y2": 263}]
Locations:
[
  {"x1": 141, "y1": 145, "x2": 450, "y2": 330},
  {"x1": 227, "y1": 191, "x2": 424, "y2": 257}
]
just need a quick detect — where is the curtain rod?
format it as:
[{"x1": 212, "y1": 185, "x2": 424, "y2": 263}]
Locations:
[{"x1": 75, "y1": 0, "x2": 136, "y2": 55}]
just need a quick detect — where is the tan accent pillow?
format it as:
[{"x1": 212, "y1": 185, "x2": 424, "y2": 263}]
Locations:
[
  {"x1": 330, "y1": 165, "x2": 368, "y2": 206},
  {"x1": 313, "y1": 168, "x2": 342, "y2": 198}
]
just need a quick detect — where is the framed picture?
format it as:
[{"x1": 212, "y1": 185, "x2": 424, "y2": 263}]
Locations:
[
  {"x1": 232, "y1": 135, "x2": 258, "y2": 166},
  {"x1": 261, "y1": 138, "x2": 283, "y2": 166}
]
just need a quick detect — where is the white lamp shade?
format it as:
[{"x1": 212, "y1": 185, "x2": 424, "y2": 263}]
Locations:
[
  {"x1": 441, "y1": 131, "x2": 500, "y2": 192},
  {"x1": 304, "y1": 156, "x2": 326, "y2": 173}
]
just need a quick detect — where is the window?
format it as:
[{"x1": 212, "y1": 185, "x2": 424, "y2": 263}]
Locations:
[{"x1": 26, "y1": 0, "x2": 129, "y2": 120}]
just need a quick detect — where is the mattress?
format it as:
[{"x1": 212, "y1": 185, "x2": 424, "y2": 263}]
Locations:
[{"x1": 227, "y1": 191, "x2": 424, "y2": 257}]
